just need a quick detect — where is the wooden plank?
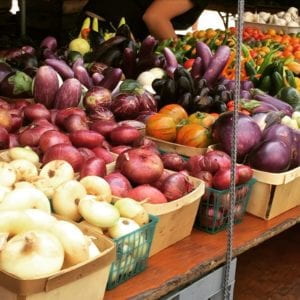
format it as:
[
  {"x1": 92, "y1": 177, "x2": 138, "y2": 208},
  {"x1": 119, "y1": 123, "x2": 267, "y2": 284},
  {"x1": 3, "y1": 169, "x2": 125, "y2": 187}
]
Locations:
[{"x1": 104, "y1": 206, "x2": 300, "y2": 300}]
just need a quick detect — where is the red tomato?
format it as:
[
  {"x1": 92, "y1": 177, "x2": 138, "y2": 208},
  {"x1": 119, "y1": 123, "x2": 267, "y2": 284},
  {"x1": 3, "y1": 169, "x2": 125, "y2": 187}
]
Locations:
[{"x1": 183, "y1": 58, "x2": 195, "y2": 69}]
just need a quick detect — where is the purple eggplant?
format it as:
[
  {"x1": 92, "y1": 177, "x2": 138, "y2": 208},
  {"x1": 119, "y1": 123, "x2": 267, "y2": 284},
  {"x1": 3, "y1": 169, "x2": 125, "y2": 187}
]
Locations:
[
  {"x1": 40, "y1": 36, "x2": 57, "y2": 52},
  {"x1": 45, "y1": 58, "x2": 74, "y2": 79},
  {"x1": 203, "y1": 46, "x2": 231, "y2": 86},
  {"x1": 74, "y1": 66, "x2": 93, "y2": 89},
  {"x1": 72, "y1": 57, "x2": 84, "y2": 71},
  {"x1": 241, "y1": 80, "x2": 254, "y2": 91},
  {"x1": 92, "y1": 72, "x2": 104, "y2": 86},
  {"x1": 163, "y1": 47, "x2": 178, "y2": 78},
  {"x1": 252, "y1": 89, "x2": 293, "y2": 116},
  {"x1": 195, "y1": 42, "x2": 212, "y2": 72},
  {"x1": 291, "y1": 129, "x2": 300, "y2": 168},
  {"x1": 262, "y1": 124, "x2": 293, "y2": 147},
  {"x1": 99, "y1": 68, "x2": 122, "y2": 91},
  {"x1": 252, "y1": 101, "x2": 279, "y2": 114},
  {"x1": 42, "y1": 48, "x2": 57, "y2": 59},
  {"x1": 191, "y1": 57, "x2": 203, "y2": 79},
  {"x1": 54, "y1": 78, "x2": 82, "y2": 109},
  {"x1": 138, "y1": 36, "x2": 157, "y2": 60},
  {"x1": 33, "y1": 66, "x2": 59, "y2": 108},
  {"x1": 240, "y1": 90, "x2": 251, "y2": 100},
  {"x1": 122, "y1": 47, "x2": 137, "y2": 79}
]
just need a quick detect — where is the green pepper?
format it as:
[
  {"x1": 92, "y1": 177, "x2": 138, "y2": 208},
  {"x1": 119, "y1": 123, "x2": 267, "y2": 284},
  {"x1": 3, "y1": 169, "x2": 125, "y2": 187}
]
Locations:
[
  {"x1": 258, "y1": 75, "x2": 271, "y2": 92},
  {"x1": 257, "y1": 50, "x2": 277, "y2": 74}
]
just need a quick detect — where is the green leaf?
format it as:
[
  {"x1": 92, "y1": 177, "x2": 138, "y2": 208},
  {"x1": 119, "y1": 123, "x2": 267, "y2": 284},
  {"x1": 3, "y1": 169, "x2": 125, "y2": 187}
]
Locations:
[
  {"x1": 241, "y1": 100, "x2": 261, "y2": 111},
  {"x1": 119, "y1": 79, "x2": 144, "y2": 95},
  {"x1": 8, "y1": 71, "x2": 32, "y2": 96}
]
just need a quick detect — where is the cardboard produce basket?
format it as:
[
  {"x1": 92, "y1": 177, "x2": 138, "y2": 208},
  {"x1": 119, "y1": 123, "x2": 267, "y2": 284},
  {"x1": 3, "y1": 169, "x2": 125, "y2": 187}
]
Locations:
[
  {"x1": 247, "y1": 167, "x2": 300, "y2": 220},
  {"x1": 144, "y1": 176, "x2": 205, "y2": 256},
  {"x1": 0, "y1": 222, "x2": 116, "y2": 300}
]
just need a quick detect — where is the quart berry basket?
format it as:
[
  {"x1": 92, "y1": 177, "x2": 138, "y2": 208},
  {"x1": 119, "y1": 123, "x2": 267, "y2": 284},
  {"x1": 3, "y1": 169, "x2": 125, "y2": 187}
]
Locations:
[
  {"x1": 107, "y1": 215, "x2": 158, "y2": 289},
  {"x1": 195, "y1": 178, "x2": 256, "y2": 234}
]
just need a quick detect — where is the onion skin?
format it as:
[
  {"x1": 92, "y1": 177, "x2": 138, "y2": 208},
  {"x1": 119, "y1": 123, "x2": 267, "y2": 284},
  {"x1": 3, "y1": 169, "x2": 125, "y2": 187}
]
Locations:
[
  {"x1": 90, "y1": 120, "x2": 118, "y2": 138},
  {"x1": 161, "y1": 153, "x2": 186, "y2": 171},
  {"x1": 0, "y1": 109, "x2": 12, "y2": 131},
  {"x1": 111, "y1": 145, "x2": 132, "y2": 155},
  {"x1": 24, "y1": 103, "x2": 51, "y2": 122},
  {"x1": 64, "y1": 114, "x2": 89, "y2": 133},
  {"x1": 110, "y1": 126, "x2": 141, "y2": 146},
  {"x1": 116, "y1": 148, "x2": 164, "y2": 185},
  {"x1": 8, "y1": 133, "x2": 20, "y2": 148},
  {"x1": 69, "y1": 130, "x2": 104, "y2": 149},
  {"x1": 199, "y1": 207, "x2": 224, "y2": 229},
  {"x1": 18, "y1": 125, "x2": 54, "y2": 147},
  {"x1": 237, "y1": 165, "x2": 253, "y2": 185},
  {"x1": 186, "y1": 155, "x2": 205, "y2": 175},
  {"x1": 39, "y1": 130, "x2": 71, "y2": 153},
  {"x1": 152, "y1": 169, "x2": 170, "y2": 190},
  {"x1": 55, "y1": 107, "x2": 86, "y2": 127},
  {"x1": 9, "y1": 113, "x2": 23, "y2": 133},
  {"x1": 0, "y1": 126, "x2": 9, "y2": 149},
  {"x1": 88, "y1": 107, "x2": 115, "y2": 122},
  {"x1": 104, "y1": 172, "x2": 132, "y2": 197},
  {"x1": 80, "y1": 157, "x2": 106, "y2": 179},
  {"x1": 43, "y1": 143, "x2": 83, "y2": 172},
  {"x1": 201, "y1": 150, "x2": 231, "y2": 174},
  {"x1": 111, "y1": 93, "x2": 140, "y2": 120},
  {"x1": 212, "y1": 168, "x2": 239, "y2": 190},
  {"x1": 192, "y1": 170, "x2": 213, "y2": 187},
  {"x1": 161, "y1": 173, "x2": 194, "y2": 201},
  {"x1": 83, "y1": 86, "x2": 112, "y2": 111},
  {"x1": 78, "y1": 147, "x2": 96, "y2": 162},
  {"x1": 92, "y1": 147, "x2": 114, "y2": 163},
  {"x1": 127, "y1": 185, "x2": 167, "y2": 204}
]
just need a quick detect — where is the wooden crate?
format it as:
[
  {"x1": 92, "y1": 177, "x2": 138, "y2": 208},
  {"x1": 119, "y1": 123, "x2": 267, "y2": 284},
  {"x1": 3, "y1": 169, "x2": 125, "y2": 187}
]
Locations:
[
  {"x1": 148, "y1": 137, "x2": 207, "y2": 158},
  {"x1": 144, "y1": 176, "x2": 205, "y2": 256},
  {"x1": 247, "y1": 167, "x2": 300, "y2": 220},
  {"x1": 0, "y1": 222, "x2": 116, "y2": 300}
]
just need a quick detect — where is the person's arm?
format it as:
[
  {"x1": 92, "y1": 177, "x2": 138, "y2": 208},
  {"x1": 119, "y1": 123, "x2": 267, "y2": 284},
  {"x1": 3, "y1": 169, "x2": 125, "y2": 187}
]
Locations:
[{"x1": 142, "y1": 0, "x2": 194, "y2": 40}]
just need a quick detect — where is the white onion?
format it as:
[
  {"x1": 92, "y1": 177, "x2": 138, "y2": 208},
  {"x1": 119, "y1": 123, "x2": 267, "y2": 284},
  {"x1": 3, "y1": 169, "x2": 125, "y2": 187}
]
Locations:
[
  {"x1": 80, "y1": 176, "x2": 112, "y2": 202},
  {"x1": 114, "y1": 198, "x2": 149, "y2": 226},
  {"x1": 108, "y1": 217, "x2": 140, "y2": 239},
  {"x1": 14, "y1": 181, "x2": 36, "y2": 189},
  {"x1": 8, "y1": 147, "x2": 40, "y2": 166},
  {"x1": 24, "y1": 209, "x2": 57, "y2": 231},
  {"x1": 0, "y1": 186, "x2": 11, "y2": 203},
  {"x1": 78, "y1": 195, "x2": 119, "y2": 228},
  {"x1": 0, "y1": 150, "x2": 11, "y2": 162},
  {"x1": 0, "y1": 230, "x2": 64, "y2": 279},
  {"x1": 9, "y1": 159, "x2": 38, "y2": 182},
  {"x1": 0, "y1": 162, "x2": 17, "y2": 187},
  {"x1": 50, "y1": 220, "x2": 89, "y2": 267},
  {"x1": 110, "y1": 254, "x2": 135, "y2": 282},
  {"x1": 86, "y1": 236, "x2": 101, "y2": 259},
  {"x1": 0, "y1": 187, "x2": 51, "y2": 213},
  {"x1": 0, "y1": 232, "x2": 8, "y2": 251},
  {"x1": 32, "y1": 178, "x2": 57, "y2": 198},
  {"x1": 52, "y1": 180, "x2": 86, "y2": 221}
]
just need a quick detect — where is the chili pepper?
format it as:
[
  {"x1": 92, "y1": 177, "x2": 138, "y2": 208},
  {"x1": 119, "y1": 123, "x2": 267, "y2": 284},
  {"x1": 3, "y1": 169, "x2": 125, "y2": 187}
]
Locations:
[
  {"x1": 285, "y1": 70, "x2": 297, "y2": 88},
  {"x1": 245, "y1": 61, "x2": 257, "y2": 77},
  {"x1": 257, "y1": 50, "x2": 277, "y2": 74}
]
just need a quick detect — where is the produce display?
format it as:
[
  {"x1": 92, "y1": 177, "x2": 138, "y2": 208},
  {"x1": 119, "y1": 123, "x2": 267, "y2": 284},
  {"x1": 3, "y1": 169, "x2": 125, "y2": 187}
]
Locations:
[{"x1": 0, "y1": 8, "x2": 299, "y2": 293}]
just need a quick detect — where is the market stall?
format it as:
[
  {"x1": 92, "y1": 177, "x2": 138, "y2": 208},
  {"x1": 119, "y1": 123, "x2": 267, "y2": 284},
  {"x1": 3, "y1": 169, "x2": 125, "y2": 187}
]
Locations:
[{"x1": 0, "y1": 1, "x2": 299, "y2": 299}]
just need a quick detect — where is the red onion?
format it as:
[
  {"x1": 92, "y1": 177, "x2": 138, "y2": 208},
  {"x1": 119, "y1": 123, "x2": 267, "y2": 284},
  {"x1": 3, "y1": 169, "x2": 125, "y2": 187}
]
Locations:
[
  {"x1": 55, "y1": 107, "x2": 86, "y2": 127},
  {"x1": 50, "y1": 109, "x2": 58, "y2": 124},
  {"x1": 186, "y1": 155, "x2": 205, "y2": 175},
  {"x1": 0, "y1": 99, "x2": 10, "y2": 110},
  {"x1": 39, "y1": 130, "x2": 71, "y2": 153},
  {"x1": 88, "y1": 107, "x2": 115, "y2": 122},
  {"x1": 161, "y1": 173, "x2": 194, "y2": 201},
  {"x1": 111, "y1": 145, "x2": 132, "y2": 155},
  {"x1": 202, "y1": 150, "x2": 231, "y2": 174},
  {"x1": 127, "y1": 185, "x2": 167, "y2": 204},
  {"x1": 31, "y1": 118, "x2": 57, "y2": 130},
  {"x1": 191, "y1": 170, "x2": 213, "y2": 187},
  {"x1": 110, "y1": 126, "x2": 141, "y2": 146},
  {"x1": 199, "y1": 207, "x2": 224, "y2": 228},
  {"x1": 234, "y1": 203, "x2": 244, "y2": 220},
  {"x1": 43, "y1": 143, "x2": 83, "y2": 172},
  {"x1": 92, "y1": 147, "x2": 114, "y2": 163},
  {"x1": 18, "y1": 125, "x2": 53, "y2": 147},
  {"x1": 24, "y1": 103, "x2": 50, "y2": 121},
  {"x1": 78, "y1": 147, "x2": 96, "y2": 162},
  {"x1": 8, "y1": 133, "x2": 19, "y2": 148},
  {"x1": 83, "y1": 86, "x2": 112, "y2": 111},
  {"x1": 69, "y1": 130, "x2": 104, "y2": 149},
  {"x1": 151, "y1": 170, "x2": 170, "y2": 190},
  {"x1": 11, "y1": 99, "x2": 31, "y2": 110},
  {"x1": 212, "y1": 168, "x2": 239, "y2": 190},
  {"x1": 104, "y1": 172, "x2": 132, "y2": 197},
  {"x1": 64, "y1": 114, "x2": 89, "y2": 133},
  {"x1": 79, "y1": 157, "x2": 106, "y2": 179},
  {"x1": 161, "y1": 153, "x2": 186, "y2": 171},
  {"x1": 102, "y1": 140, "x2": 111, "y2": 150},
  {"x1": 237, "y1": 165, "x2": 253, "y2": 185},
  {"x1": 0, "y1": 109, "x2": 12, "y2": 131},
  {"x1": 132, "y1": 137, "x2": 160, "y2": 154},
  {"x1": 90, "y1": 120, "x2": 118, "y2": 138},
  {"x1": 9, "y1": 113, "x2": 23, "y2": 133},
  {"x1": 0, "y1": 126, "x2": 9, "y2": 149},
  {"x1": 116, "y1": 148, "x2": 164, "y2": 185}
]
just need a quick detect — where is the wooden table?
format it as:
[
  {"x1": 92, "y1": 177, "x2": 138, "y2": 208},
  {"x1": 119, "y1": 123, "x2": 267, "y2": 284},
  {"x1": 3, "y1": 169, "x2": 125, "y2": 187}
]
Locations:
[{"x1": 104, "y1": 206, "x2": 300, "y2": 300}]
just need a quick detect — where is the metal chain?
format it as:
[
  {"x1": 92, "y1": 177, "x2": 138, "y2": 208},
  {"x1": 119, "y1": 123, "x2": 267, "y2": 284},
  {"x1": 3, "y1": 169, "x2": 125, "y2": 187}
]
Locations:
[{"x1": 223, "y1": 0, "x2": 245, "y2": 299}]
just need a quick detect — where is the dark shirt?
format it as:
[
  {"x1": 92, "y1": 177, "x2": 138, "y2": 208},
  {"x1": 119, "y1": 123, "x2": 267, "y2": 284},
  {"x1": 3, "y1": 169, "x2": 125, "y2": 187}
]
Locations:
[{"x1": 83, "y1": 0, "x2": 208, "y2": 40}]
